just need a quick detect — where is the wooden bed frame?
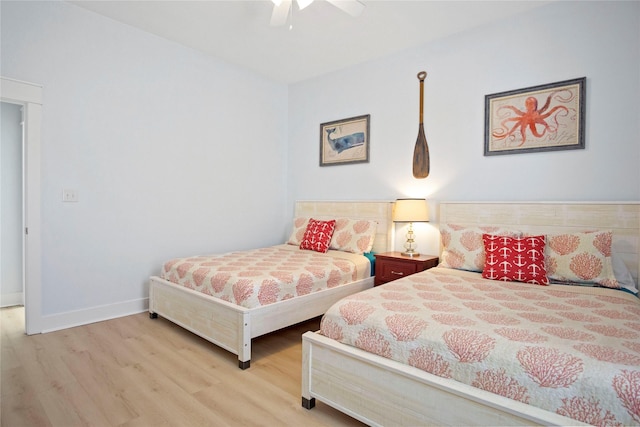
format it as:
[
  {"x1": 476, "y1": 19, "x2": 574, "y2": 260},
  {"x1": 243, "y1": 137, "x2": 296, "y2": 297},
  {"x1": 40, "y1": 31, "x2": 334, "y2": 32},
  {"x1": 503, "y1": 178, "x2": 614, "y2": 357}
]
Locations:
[
  {"x1": 149, "y1": 200, "x2": 393, "y2": 369},
  {"x1": 302, "y1": 201, "x2": 640, "y2": 426}
]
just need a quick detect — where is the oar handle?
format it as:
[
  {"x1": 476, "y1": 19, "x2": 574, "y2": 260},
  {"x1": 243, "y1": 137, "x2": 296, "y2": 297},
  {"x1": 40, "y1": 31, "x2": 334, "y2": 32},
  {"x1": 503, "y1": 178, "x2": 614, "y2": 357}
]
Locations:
[{"x1": 417, "y1": 71, "x2": 427, "y2": 124}]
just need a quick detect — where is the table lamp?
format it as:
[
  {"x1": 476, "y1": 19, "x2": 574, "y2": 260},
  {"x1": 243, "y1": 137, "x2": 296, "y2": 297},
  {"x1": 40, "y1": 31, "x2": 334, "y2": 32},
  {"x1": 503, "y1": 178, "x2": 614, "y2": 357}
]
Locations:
[{"x1": 393, "y1": 198, "x2": 429, "y2": 257}]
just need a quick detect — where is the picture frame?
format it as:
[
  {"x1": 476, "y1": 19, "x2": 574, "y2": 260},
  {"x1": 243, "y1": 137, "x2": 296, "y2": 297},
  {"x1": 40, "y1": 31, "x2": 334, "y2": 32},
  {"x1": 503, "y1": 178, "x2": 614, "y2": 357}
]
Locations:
[
  {"x1": 320, "y1": 114, "x2": 370, "y2": 166},
  {"x1": 484, "y1": 77, "x2": 585, "y2": 156}
]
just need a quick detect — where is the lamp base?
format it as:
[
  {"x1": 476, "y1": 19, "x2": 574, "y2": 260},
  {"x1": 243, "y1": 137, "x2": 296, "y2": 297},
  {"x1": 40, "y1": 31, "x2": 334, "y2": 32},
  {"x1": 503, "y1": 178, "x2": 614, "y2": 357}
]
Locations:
[{"x1": 401, "y1": 251, "x2": 420, "y2": 257}]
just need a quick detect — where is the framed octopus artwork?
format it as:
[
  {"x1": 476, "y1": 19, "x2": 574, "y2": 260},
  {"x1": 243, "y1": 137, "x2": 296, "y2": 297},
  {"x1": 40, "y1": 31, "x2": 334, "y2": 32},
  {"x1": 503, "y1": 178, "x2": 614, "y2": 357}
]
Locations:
[{"x1": 484, "y1": 77, "x2": 585, "y2": 156}]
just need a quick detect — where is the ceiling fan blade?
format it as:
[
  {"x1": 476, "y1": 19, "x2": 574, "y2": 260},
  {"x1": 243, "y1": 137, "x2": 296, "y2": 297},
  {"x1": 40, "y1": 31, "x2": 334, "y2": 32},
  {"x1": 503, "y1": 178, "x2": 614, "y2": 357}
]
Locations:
[
  {"x1": 270, "y1": 0, "x2": 292, "y2": 26},
  {"x1": 326, "y1": 0, "x2": 365, "y2": 17}
]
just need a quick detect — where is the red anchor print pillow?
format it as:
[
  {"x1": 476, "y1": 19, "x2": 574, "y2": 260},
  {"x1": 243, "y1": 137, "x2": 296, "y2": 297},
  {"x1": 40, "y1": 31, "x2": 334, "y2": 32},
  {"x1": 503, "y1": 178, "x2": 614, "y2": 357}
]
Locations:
[
  {"x1": 482, "y1": 234, "x2": 549, "y2": 285},
  {"x1": 300, "y1": 218, "x2": 337, "y2": 253}
]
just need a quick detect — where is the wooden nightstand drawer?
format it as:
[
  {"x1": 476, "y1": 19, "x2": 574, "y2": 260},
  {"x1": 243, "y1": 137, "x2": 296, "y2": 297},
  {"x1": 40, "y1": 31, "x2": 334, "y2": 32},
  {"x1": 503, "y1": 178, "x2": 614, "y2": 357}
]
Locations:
[
  {"x1": 378, "y1": 260, "x2": 418, "y2": 282},
  {"x1": 374, "y1": 252, "x2": 439, "y2": 286}
]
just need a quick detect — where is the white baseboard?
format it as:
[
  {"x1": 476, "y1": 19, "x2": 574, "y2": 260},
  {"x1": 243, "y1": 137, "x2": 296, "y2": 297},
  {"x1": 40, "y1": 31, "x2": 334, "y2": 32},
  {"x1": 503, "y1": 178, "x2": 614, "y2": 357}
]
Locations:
[
  {"x1": 0, "y1": 292, "x2": 24, "y2": 308},
  {"x1": 41, "y1": 297, "x2": 149, "y2": 333}
]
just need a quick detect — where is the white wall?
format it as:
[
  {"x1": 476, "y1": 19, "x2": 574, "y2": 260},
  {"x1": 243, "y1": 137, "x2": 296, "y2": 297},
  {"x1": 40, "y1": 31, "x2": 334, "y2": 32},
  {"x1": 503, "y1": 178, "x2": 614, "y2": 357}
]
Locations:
[
  {"x1": 1, "y1": 0, "x2": 289, "y2": 328},
  {"x1": 1, "y1": 0, "x2": 639, "y2": 329},
  {"x1": 288, "y1": 1, "x2": 640, "y2": 256},
  {"x1": 1, "y1": 102, "x2": 24, "y2": 307}
]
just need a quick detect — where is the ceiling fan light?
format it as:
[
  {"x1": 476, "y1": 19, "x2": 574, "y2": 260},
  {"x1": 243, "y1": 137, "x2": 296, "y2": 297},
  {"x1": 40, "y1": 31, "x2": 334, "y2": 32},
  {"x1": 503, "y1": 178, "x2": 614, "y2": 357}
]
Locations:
[{"x1": 296, "y1": 0, "x2": 314, "y2": 10}]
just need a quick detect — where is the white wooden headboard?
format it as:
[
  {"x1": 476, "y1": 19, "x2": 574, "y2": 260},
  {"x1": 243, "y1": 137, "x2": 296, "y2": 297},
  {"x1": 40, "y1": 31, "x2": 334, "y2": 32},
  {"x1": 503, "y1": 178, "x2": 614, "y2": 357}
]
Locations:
[
  {"x1": 294, "y1": 200, "x2": 394, "y2": 254},
  {"x1": 439, "y1": 202, "x2": 640, "y2": 286}
]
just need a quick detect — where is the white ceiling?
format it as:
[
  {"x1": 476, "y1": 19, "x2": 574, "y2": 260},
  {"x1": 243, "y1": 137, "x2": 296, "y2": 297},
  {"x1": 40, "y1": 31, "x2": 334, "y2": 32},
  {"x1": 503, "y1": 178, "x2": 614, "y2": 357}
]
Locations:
[{"x1": 68, "y1": 0, "x2": 552, "y2": 84}]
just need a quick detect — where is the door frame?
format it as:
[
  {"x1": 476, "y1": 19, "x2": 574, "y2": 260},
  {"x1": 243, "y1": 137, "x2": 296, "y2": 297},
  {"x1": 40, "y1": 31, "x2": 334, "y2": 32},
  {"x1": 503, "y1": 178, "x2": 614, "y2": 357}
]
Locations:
[{"x1": 1, "y1": 77, "x2": 43, "y2": 334}]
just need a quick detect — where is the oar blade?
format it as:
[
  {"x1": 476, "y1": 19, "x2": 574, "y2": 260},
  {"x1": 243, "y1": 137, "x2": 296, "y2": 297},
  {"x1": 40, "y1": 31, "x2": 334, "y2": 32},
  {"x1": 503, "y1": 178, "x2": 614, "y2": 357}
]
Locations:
[{"x1": 413, "y1": 125, "x2": 430, "y2": 179}]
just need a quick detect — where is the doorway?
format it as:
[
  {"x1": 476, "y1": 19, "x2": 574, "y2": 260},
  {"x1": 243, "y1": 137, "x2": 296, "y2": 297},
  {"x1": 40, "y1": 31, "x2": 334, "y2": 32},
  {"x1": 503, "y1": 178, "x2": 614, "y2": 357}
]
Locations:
[
  {"x1": 1, "y1": 102, "x2": 24, "y2": 308},
  {"x1": 0, "y1": 77, "x2": 43, "y2": 334}
]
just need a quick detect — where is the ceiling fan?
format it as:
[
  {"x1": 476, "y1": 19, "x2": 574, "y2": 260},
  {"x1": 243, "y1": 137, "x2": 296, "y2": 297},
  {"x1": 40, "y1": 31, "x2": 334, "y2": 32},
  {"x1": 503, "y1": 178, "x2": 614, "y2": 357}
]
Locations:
[{"x1": 270, "y1": 0, "x2": 366, "y2": 27}]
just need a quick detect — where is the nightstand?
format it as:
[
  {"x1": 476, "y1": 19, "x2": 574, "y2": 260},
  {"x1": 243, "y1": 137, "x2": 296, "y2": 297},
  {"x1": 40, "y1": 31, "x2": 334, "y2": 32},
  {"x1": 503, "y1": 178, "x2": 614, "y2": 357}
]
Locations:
[{"x1": 374, "y1": 252, "x2": 439, "y2": 286}]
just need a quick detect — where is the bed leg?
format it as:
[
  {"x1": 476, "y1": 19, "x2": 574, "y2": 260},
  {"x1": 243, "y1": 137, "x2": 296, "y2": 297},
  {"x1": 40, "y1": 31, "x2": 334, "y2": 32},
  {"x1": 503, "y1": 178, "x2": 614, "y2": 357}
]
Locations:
[
  {"x1": 149, "y1": 312, "x2": 158, "y2": 319},
  {"x1": 302, "y1": 397, "x2": 316, "y2": 409},
  {"x1": 238, "y1": 360, "x2": 250, "y2": 370}
]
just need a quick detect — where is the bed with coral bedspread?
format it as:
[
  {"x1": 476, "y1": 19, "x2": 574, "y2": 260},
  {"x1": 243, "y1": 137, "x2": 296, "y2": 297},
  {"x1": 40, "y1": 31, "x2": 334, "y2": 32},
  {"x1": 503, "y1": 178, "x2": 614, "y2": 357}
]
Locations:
[
  {"x1": 318, "y1": 267, "x2": 640, "y2": 426},
  {"x1": 149, "y1": 201, "x2": 393, "y2": 369},
  {"x1": 302, "y1": 201, "x2": 640, "y2": 426},
  {"x1": 159, "y1": 244, "x2": 371, "y2": 309}
]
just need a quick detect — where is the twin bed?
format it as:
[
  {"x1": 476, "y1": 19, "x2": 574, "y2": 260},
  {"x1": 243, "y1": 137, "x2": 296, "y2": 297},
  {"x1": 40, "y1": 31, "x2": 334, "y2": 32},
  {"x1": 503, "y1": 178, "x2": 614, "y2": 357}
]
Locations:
[
  {"x1": 148, "y1": 201, "x2": 393, "y2": 369},
  {"x1": 301, "y1": 201, "x2": 640, "y2": 426},
  {"x1": 149, "y1": 200, "x2": 639, "y2": 426}
]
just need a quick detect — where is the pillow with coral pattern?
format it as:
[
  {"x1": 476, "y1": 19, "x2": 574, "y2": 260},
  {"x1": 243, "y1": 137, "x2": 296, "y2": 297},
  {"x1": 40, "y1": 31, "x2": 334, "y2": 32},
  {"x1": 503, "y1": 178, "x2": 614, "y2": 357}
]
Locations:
[
  {"x1": 545, "y1": 230, "x2": 620, "y2": 289},
  {"x1": 439, "y1": 224, "x2": 520, "y2": 272},
  {"x1": 286, "y1": 217, "x2": 310, "y2": 245},
  {"x1": 329, "y1": 218, "x2": 377, "y2": 254}
]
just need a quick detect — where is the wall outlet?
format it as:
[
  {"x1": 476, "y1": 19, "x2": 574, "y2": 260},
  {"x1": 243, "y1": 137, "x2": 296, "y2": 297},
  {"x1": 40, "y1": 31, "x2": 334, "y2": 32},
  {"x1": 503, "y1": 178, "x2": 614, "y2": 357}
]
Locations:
[{"x1": 62, "y1": 189, "x2": 78, "y2": 202}]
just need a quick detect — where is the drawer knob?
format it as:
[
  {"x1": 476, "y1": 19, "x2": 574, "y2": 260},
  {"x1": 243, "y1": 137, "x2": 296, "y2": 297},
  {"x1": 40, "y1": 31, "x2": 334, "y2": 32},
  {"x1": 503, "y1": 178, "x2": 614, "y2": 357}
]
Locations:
[{"x1": 391, "y1": 271, "x2": 404, "y2": 276}]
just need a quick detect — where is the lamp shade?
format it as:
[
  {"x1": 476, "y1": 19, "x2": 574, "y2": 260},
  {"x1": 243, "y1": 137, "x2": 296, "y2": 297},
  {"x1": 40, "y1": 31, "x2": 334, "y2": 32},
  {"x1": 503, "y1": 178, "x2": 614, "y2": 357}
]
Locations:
[{"x1": 393, "y1": 198, "x2": 429, "y2": 223}]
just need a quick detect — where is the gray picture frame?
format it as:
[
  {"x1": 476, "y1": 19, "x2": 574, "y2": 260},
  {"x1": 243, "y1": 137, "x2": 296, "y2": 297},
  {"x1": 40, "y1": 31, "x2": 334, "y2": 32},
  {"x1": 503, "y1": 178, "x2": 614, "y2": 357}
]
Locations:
[
  {"x1": 485, "y1": 77, "x2": 586, "y2": 156},
  {"x1": 320, "y1": 114, "x2": 370, "y2": 166}
]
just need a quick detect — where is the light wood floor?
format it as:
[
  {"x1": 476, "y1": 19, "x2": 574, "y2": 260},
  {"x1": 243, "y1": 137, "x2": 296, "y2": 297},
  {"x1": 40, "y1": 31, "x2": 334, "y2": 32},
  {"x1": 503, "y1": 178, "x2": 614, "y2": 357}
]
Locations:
[{"x1": 1, "y1": 306, "x2": 364, "y2": 427}]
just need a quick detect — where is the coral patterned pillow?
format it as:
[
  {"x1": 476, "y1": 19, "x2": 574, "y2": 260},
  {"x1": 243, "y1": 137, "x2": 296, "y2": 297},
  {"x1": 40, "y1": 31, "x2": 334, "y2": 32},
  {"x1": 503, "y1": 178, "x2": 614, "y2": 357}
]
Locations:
[
  {"x1": 286, "y1": 217, "x2": 310, "y2": 245},
  {"x1": 545, "y1": 230, "x2": 620, "y2": 288},
  {"x1": 329, "y1": 218, "x2": 378, "y2": 254},
  {"x1": 299, "y1": 218, "x2": 336, "y2": 253},
  {"x1": 439, "y1": 224, "x2": 520, "y2": 272},
  {"x1": 482, "y1": 234, "x2": 549, "y2": 285}
]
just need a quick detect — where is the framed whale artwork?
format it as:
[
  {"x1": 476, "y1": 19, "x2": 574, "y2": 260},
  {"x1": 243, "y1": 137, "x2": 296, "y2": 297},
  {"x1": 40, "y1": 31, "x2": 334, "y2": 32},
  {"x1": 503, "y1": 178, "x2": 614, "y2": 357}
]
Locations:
[{"x1": 320, "y1": 114, "x2": 370, "y2": 166}]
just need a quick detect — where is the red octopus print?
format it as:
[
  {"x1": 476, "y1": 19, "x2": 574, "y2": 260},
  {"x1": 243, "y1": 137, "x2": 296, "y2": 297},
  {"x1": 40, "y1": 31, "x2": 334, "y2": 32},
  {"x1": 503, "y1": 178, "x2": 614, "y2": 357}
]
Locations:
[{"x1": 491, "y1": 90, "x2": 572, "y2": 146}]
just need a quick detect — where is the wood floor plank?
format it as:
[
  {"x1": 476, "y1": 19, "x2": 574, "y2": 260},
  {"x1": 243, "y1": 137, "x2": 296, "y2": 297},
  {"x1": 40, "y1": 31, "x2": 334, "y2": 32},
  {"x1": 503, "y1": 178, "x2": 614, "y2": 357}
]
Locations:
[
  {"x1": 60, "y1": 349, "x2": 140, "y2": 426},
  {"x1": 1, "y1": 307, "x2": 364, "y2": 427}
]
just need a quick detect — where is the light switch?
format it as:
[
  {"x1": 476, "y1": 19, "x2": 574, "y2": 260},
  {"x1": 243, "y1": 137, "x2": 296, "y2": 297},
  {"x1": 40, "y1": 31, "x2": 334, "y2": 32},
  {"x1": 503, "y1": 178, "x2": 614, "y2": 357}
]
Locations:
[{"x1": 62, "y1": 189, "x2": 78, "y2": 202}]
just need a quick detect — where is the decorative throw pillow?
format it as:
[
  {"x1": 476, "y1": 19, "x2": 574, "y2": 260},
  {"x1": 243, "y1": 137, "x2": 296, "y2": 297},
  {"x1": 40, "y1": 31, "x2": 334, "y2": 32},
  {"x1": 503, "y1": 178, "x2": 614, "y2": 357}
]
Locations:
[
  {"x1": 329, "y1": 218, "x2": 377, "y2": 254},
  {"x1": 545, "y1": 230, "x2": 620, "y2": 289},
  {"x1": 286, "y1": 217, "x2": 310, "y2": 245},
  {"x1": 482, "y1": 234, "x2": 549, "y2": 285},
  {"x1": 299, "y1": 218, "x2": 336, "y2": 253},
  {"x1": 439, "y1": 224, "x2": 520, "y2": 272}
]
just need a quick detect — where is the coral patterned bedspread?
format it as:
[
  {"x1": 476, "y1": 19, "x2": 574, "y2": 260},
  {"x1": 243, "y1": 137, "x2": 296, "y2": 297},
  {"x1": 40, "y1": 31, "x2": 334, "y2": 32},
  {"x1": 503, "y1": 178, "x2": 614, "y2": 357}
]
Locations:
[
  {"x1": 160, "y1": 244, "x2": 370, "y2": 309},
  {"x1": 319, "y1": 267, "x2": 640, "y2": 426}
]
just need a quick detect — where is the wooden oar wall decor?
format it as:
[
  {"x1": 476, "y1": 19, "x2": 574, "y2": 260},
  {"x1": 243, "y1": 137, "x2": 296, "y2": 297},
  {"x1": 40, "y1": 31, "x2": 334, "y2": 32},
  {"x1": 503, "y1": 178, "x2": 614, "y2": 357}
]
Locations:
[{"x1": 413, "y1": 71, "x2": 430, "y2": 179}]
